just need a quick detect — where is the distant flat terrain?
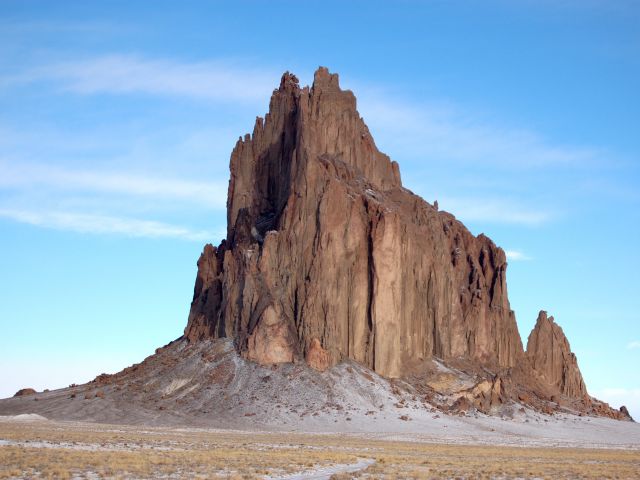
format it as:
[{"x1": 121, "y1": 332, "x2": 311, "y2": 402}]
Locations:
[{"x1": 0, "y1": 417, "x2": 639, "y2": 479}]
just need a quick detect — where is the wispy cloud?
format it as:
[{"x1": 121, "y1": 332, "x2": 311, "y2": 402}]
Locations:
[
  {"x1": 0, "y1": 56, "x2": 614, "y2": 233},
  {"x1": 0, "y1": 161, "x2": 227, "y2": 209},
  {"x1": 2, "y1": 54, "x2": 606, "y2": 171},
  {"x1": 356, "y1": 92, "x2": 603, "y2": 169},
  {"x1": 438, "y1": 196, "x2": 552, "y2": 226},
  {"x1": 627, "y1": 341, "x2": 640, "y2": 350},
  {"x1": 349, "y1": 84, "x2": 605, "y2": 226},
  {"x1": 0, "y1": 160, "x2": 227, "y2": 241},
  {"x1": 0, "y1": 208, "x2": 214, "y2": 241},
  {"x1": 0, "y1": 100, "x2": 237, "y2": 241},
  {"x1": 4, "y1": 55, "x2": 278, "y2": 103},
  {"x1": 505, "y1": 250, "x2": 532, "y2": 261},
  {"x1": 2, "y1": 55, "x2": 609, "y2": 172}
]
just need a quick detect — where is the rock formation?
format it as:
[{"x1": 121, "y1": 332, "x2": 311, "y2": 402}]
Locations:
[
  {"x1": 620, "y1": 406, "x2": 634, "y2": 421},
  {"x1": 13, "y1": 388, "x2": 36, "y2": 397},
  {"x1": 183, "y1": 67, "x2": 628, "y2": 419},
  {"x1": 185, "y1": 67, "x2": 522, "y2": 378},
  {"x1": 526, "y1": 311, "x2": 588, "y2": 399}
]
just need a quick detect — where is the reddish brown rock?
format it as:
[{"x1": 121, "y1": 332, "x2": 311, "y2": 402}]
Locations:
[
  {"x1": 306, "y1": 338, "x2": 330, "y2": 372},
  {"x1": 181, "y1": 68, "x2": 626, "y2": 420},
  {"x1": 184, "y1": 243, "x2": 224, "y2": 342},
  {"x1": 619, "y1": 406, "x2": 634, "y2": 421},
  {"x1": 526, "y1": 311, "x2": 588, "y2": 399},
  {"x1": 13, "y1": 388, "x2": 36, "y2": 397},
  {"x1": 185, "y1": 67, "x2": 524, "y2": 378},
  {"x1": 588, "y1": 398, "x2": 634, "y2": 421},
  {"x1": 450, "y1": 395, "x2": 473, "y2": 413},
  {"x1": 465, "y1": 376, "x2": 505, "y2": 413}
]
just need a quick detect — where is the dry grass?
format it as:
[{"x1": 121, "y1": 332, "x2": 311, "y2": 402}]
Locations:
[
  {"x1": 355, "y1": 444, "x2": 640, "y2": 479},
  {"x1": 0, "y1": 420, "x2": 638, "y2": 479}
]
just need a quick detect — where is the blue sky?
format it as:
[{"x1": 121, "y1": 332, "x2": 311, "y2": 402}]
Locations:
[{"x1": 1, "y1": 1, "x2": 639, "y2": 417}]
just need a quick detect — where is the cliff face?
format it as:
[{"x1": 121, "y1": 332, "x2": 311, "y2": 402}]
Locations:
[
  {"x1": 185, "y1": 67, "x2": 523, "y2": 378},
  {"x1": 526, "y1": 311, "x2": 588, "y2": 399}
]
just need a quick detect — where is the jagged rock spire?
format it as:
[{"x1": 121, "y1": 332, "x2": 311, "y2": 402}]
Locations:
[
  {"x1": 526, "y1": 310, "x2": 588, "y2": 399},
  {"x1": 185, "y1": 67, "x2": 524, "y2": 377}
]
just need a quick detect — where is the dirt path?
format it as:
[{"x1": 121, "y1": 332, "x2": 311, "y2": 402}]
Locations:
[{"x1": 265, "y1": 458, "x2": 375, "y2": 480}]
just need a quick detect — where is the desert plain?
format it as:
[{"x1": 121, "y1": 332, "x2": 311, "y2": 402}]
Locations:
[{"x1": 1, "y1": 409, "x2": 639, "y2": 479}]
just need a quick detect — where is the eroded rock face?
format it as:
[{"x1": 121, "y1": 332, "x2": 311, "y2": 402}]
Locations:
[
  {"x1": 526, "y1": 311, "x2": 588, "y2": 399},
  {"x1": 184, "y1": 244, "x2": 223, "y2": 342},
  {"x1": 306, "y1": 338, "x2": 330, "y2": 372},
  {"x1": 185, "y1": 67, "x2": 523, "y2": 377}
]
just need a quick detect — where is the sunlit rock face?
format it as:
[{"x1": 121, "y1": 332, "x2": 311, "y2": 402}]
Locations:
[
  {"x1": 526, "y1": 310, "x2": 588, "y2": 399},
  {"x1": 178, "y1": 67, "x2": 632, "y2": 420},
  {"x1": 184, "y1": 67, "x2": 524, "y2": 378}
]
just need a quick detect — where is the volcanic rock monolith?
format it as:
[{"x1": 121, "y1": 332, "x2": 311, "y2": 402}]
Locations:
[
  {"x1": 526, "y1": 310, "x2": 588, "y2": 399},
  {"x1": 185, "y1": 67, "x2": 523, "y2": 378}
]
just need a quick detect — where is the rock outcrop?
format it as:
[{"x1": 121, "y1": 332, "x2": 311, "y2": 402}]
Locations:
[
  {"x1": 13, "y1": 388, "x2": 36, "y2": 397},
  {"x1": 183, "y1": 67, "x2": 628, "y2": 420},
  {"x1": 185, "y1": 67, "x2": 522, "y2": 378},
  {"x1": 619, "y1": 406, "x2": 634, "y2": 421},
  {"x1": 526, "y1": 311, "x2": 588, "y2": 400}
]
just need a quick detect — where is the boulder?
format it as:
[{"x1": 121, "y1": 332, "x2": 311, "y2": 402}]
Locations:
[{"x1": 13, "y1": 388, "x2": 36, "y2": 397}]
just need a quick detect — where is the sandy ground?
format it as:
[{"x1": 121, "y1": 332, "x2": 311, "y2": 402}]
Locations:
[
  {"x1": 1, "y1": 410, "x2": 639, "y2": 450},
  {"x1": 0, "y1": 416, "x2": 639, "y2": 479}
]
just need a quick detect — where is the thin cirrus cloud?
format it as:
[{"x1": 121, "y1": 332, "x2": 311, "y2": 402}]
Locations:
[
  {"x1": 6, "y1": 54, "x2": 605, "y2": 170},
  {"x1": 437, "y1": 196, "x2": 552, "y2": 226},
  {"x1": 1, "y1": 54, "x2": 609, "y2": 231},
  {"x1": 0, "y1": 208, "x2": 215, "y2": 242},
  {"x1": 355, "y1": 91, "x2": 604, "y2": 170},
  {"x1": 6, "y1": 54, "x2": 278, "y2": 104},
  {"x1": 0, "y1": 161, "x2": 227, "y2": 241},
  {"x1": 505, "y1": 250, "x2": 532, "y2": 261},
  {"x1": 627, "y1": 341, "x2": 640, "y2": 350},
  {"x1": 0, "y1": 161, "x2": 228, "y2": 209}
]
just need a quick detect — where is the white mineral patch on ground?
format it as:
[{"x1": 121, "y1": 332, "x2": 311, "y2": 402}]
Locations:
[
  {"x1": 161, "y1": 378, "x2": 191, "y2": 395},
  {"x1": 0, "y1": 414, "x2": 48, "y2": 422}
]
